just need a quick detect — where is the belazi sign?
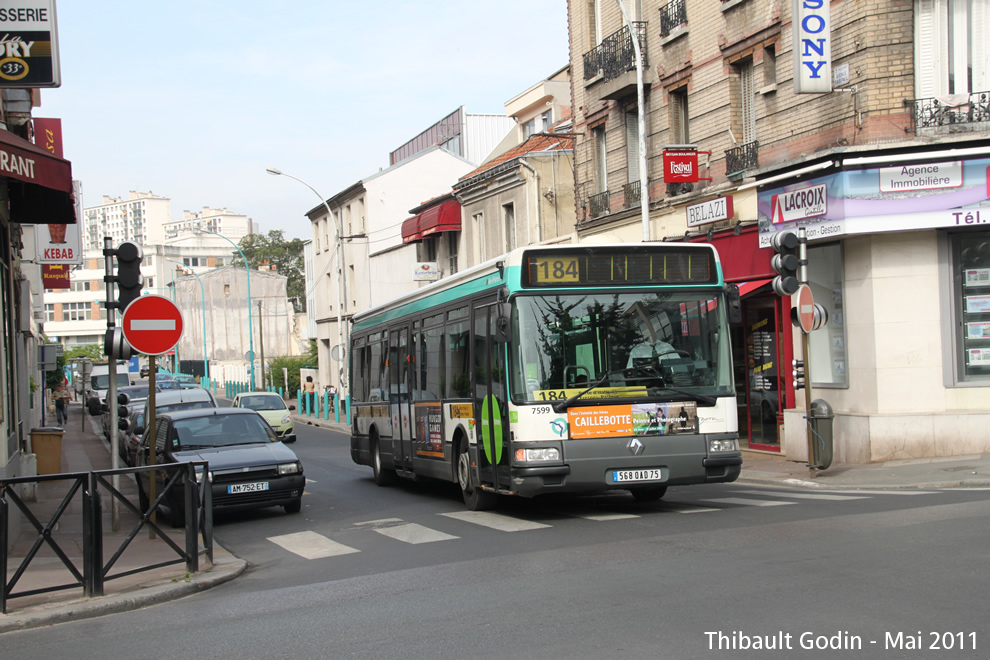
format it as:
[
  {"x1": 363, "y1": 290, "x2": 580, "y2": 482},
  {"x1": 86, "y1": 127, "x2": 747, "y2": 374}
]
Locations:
[
  {"x1": 771, "y1": 183, "x2": 827, "y2": 224},
  {"x1": 792, "y1": 0, "x2": 832, "y2": 94}
]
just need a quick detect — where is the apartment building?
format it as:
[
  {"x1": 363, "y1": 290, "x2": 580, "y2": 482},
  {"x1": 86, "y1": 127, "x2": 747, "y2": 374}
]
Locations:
[{"x1": 568, "y1": 0, "x2": 990, "y2": 462}]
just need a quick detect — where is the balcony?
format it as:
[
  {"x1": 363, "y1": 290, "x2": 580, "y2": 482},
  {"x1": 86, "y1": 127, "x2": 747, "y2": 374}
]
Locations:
[
  {"x1": 622, "y1": 181, "x2": 642, "y2": 209},
  {"x1": 659, "y1": 0, "x2": 687, "y2": 38},
  {"x1": 583, "y1": 23, "x2": 652, "y2": 101},
  {"x1": 587, "y1": 190, "x2": 611, "y2": 219},
  {"x1": 909, "y1": 92, "x2": 990, "y2": 135},
  {"x1": 725, "y1": 140, "x2": 759, "y2": 178}
]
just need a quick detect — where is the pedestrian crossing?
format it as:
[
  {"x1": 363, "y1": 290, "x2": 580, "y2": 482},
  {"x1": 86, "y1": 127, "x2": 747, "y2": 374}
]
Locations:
[{"x1": 265, "y1": 487, "x2": 940, "y2": 560}]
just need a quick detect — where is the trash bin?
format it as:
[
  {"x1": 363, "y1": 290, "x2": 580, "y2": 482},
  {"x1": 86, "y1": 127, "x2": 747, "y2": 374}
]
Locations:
[
  {"x1": 31, "y1": 427, "x2": 65, "y2": 475},
  {"x1": 808, "y1": 399, "x2": 834, "y2": 470}
]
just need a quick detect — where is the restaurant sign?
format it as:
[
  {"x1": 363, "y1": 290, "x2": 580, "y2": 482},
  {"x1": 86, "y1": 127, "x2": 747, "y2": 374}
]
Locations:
[{"x1": 0, "y1": 0, "x2": 61, "y2": 87}]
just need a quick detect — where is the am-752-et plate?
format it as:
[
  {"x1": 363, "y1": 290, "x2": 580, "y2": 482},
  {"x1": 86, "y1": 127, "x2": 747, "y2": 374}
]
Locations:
[{"x1": 228, "y1": 481, "x2": 270, "y2": 494}]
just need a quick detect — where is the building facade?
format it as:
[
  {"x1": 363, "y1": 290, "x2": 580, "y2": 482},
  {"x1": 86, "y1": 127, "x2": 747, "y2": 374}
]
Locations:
[{"x1": 567, "y1": 0, "x2": 990, "y2": 462}]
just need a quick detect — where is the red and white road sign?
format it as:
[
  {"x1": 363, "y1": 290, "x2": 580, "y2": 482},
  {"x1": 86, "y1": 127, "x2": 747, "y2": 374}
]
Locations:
[
  {"x1": 121, "y1": 295, "x2": 184, "y2": 355},
  {"x1": 796, "y1": 284, "x2": 815, "y2": 334}
]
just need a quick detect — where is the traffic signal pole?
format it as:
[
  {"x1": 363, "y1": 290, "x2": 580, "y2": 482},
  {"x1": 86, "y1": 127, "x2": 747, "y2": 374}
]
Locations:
[{"x1": 103, "y1": 237, "x2": 121, "y2": 531}]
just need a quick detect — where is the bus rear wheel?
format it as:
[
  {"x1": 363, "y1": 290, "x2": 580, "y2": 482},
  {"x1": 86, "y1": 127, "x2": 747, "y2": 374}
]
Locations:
[
  {"x1": 457, "y1": 442, "x2": 497, "y2": 511},
  {"x1": 630, "y1": 486, "x2": 667, "y2": 502}
]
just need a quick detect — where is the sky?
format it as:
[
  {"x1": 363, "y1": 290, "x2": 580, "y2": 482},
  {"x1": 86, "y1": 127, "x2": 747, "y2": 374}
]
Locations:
[{"x1": 40, "y1": 0, "x2": 570, "y2": 241}]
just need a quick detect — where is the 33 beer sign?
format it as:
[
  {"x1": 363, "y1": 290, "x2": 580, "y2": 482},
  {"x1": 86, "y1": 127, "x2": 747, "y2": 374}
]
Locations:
[{"x1": 0, "y1": 1, "x2": 62, "y2": 88}]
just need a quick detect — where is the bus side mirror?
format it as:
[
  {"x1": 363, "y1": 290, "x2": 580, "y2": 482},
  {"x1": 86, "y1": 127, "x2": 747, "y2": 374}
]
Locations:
[
  {"x1": 725, "y1": 284, "x2": 742, "y2": 324},
  {"x1": 495, "y1": 303, "x2": 513, "y2": 343}
]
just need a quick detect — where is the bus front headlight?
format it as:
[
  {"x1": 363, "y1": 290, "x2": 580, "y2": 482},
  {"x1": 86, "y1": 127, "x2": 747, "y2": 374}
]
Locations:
[
  {"x1": 709, "y1": 438, "x2": 738, "y2": 453},
  {"x1": 515, "y1": 448, "x2": 561, "y2": 463}
]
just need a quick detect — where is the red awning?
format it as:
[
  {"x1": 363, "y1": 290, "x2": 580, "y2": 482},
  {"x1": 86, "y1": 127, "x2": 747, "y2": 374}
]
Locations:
[
  {"x1": 737, "y1": 279, "x2": 773, "y2": 296},
  {"x1": 0, "y1": 128, "x2": 75, "y2": 224},
  {"x1": 402, "y1": 200, "x2": 461, "y2": 243}
]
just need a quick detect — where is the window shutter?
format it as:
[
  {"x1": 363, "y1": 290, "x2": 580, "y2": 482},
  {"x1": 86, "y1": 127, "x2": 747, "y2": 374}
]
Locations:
[
  {"x1": 972, "y1": 0, "x2": 988, "y2": 92},
  {"x1": 914, "y1": 0, "x2": 947, "y2": 98},
  {"x1": 626, "y1": 111, "x2": 640, "y2": 183},
  {"x1": 741, "y1": 61, "x2": 756, "y2": 144}
]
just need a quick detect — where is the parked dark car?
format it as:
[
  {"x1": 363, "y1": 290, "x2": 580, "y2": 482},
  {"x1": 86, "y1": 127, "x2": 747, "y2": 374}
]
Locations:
[
  {"x1": 156, "y1": 378, "x2": 181, "y2": 391},
  {"x1": 101, "y1": 384, "x2": 158, "y2": 440},
  {"x1": 140, "y1": 365, "x2": 150, "y2": 378},
  {"x1": 133, "y1": 408, "x2": 304, "y2": 526}
]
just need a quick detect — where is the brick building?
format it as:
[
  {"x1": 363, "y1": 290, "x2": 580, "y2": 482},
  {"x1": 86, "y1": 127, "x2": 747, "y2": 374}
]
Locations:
[{"x1": 568, "y1": 0, "x2": 990, "y2": 462}]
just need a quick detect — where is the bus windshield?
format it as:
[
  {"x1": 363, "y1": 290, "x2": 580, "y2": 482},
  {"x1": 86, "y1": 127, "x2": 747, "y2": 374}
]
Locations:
[{"x1": 509, "y1": 291, "x2": 734, "y2": 405}]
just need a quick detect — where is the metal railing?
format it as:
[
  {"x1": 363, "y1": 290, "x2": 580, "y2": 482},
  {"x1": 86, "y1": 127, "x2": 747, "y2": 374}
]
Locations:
[
  {"x1": 622, "y1": 181, "x2": 642, "y2": 209},
  {"x1": 583, "y1": 22, "x2": 648, "y2": 82},
  {"x1": 725, "y1": 140, "x2": 760, "y2": 177},
  {"x1": 660, "y1": 0, "x2": 687, "y2": 38},
  {"x1": 587, "y1": 190, "x2": 611, "y2": 219},
  {"x1": 1, "y1": 462, "x2": 212, "y2": 614},
  {"x1": 909, "y1": 91, "x2": 990, "y2": 131}
]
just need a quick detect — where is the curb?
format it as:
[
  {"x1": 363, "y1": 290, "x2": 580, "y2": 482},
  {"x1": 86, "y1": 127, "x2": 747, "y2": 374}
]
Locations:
[
  {"x1": 736, "y1": 473, "x2": 990, "y2": 490},
  {"x1": 0, "y1": 554, "x2": 247, "y2": 634}
]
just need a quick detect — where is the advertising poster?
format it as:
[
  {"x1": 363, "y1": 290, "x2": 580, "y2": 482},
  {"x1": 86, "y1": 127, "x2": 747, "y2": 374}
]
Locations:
[
  {"x1": 966, "y1": 295, "x2": 990, "y2": 313},
  {"x1": 967, "y1": 322, "x2": 990, "y2": 339},
  {"x1": 414, "y1": 402, "x2": 443, "y2": 458},
  {"x1": 569, "y1": 402, "x2": 697, "y2": 439}
]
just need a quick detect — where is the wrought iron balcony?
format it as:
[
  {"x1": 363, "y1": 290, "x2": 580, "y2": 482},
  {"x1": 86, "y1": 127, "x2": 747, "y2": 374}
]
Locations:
[
  {"x1": 909, "y1": 92, "x2": 990, "y2": 132},
  {"x1": 622, "y1": 181, "x2": 641, "y2": 209},
  {"x1": 725, "y1": 140, "x2": 759, "y2": 177},
  {"x1": 587, "y1": 190, "x2": 611, "y2": 219},
  {"x1": 660, "y1": 0, "x2": 687, "y2": 38},
  {"x1": 583, "y1": 22, "x2": 648, "y2": 82}
]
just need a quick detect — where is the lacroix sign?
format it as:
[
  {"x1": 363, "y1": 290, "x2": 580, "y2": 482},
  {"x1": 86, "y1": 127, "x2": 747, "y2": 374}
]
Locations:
[{"x1": 771, "y1": 183, "x2": 828, "y2": 224}]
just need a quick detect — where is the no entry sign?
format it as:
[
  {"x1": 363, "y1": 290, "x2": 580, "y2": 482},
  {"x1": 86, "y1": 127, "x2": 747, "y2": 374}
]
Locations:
[{"x1": 121, "y1": 295, "x2": 184, "y2": 355}]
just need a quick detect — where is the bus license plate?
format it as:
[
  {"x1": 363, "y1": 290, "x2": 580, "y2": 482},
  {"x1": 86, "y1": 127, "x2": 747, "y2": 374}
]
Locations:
[
  {"x1": 612, "y1": 469, "x2": 664, "y2": 483},
  {"x1": 228, "y1": 482, "x2": 269, "y2": 494}
]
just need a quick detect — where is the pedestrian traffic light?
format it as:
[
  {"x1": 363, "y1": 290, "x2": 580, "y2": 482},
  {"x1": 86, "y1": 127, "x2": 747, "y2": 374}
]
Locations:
[
  {"x1": 114, "y1": 241, "x2": 144, "y2": 310},
  {"x1": 793, "y1": 359, "x2": 806, "y2": 390},
  {"x1": 771, "y1": 231, "x2": 801, "y2": 296}
]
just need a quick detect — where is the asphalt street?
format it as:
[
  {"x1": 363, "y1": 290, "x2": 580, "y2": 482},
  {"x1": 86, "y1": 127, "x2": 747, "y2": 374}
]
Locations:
[{"x1": 4, "y1": 420, "x2": 987, "y2": 659}]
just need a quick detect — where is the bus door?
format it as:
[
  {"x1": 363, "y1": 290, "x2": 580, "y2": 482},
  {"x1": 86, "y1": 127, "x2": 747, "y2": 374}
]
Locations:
[
  {"x1": 472, "y1": 299, "x2": 509, "y2": 492},
  {"x1": 388, "y1": 326, "x2": 414, "y2": 470}
]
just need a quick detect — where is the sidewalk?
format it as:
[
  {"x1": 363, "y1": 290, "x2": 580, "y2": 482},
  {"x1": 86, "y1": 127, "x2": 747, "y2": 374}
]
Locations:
[{"x1": 0, "y1": 400, "x2": 246, "y2": 634}]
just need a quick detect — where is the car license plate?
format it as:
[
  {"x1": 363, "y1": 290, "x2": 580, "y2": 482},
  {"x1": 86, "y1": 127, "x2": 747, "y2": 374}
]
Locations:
[
  {"x1": 228, "y1": 482, "x2": 270, "y2": 494},
  {"x1": 612, "y1": 468, "x2": 664, "y2": 483}
]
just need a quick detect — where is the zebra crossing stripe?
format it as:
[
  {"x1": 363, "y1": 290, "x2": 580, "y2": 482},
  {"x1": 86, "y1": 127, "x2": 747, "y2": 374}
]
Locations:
[
  {"x1": 733, "y1": 490, "x2": 870, "y2": 501},
  {"x1": 702, "y1": 497, "x2": 796, "y2": 507},
  {"x1": 574, "y1": 512, "x2": 641, "y2": 521},
  {"x1": 267, "y1": 530, "x2": 359, "y2": 559},
  {"x1": 372, "y1": 522, "x2": 459, "y2": 544},
  {"x1": 660, "y1": 502, "x2": 719, "y2": 513},
  {"x1": 440, "y1": 511, "x2": 551, "y2": 531}
]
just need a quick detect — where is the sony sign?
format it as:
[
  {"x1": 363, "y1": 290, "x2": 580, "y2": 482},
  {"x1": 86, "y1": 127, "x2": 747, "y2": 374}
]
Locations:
[{"x1": 793, "y1": 0, "x2": 832, "y2": 94}]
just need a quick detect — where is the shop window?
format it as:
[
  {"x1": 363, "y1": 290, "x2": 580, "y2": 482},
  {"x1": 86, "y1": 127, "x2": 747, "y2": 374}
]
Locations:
[
  {"x1": 806, "y1": 243, "x2": 848, "y2": 387},
  {"x1": 947, "y1": 230, "x2": 990, "y2": 382}
]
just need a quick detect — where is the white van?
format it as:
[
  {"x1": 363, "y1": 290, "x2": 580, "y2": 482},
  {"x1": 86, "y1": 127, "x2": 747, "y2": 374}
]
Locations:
[{"x1": 87, "y1": 363, "x2": 134, "y2": 410}]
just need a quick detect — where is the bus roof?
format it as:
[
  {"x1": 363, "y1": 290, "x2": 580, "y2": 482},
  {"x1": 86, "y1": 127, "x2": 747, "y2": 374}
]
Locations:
[{"x1": 351, "y1": 242, "x2": 724, "y2": 332}]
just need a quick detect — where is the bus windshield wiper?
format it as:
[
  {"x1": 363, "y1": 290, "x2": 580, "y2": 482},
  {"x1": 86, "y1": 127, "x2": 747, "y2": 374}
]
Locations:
[
  {"x1": 551, "y1": 370, "x2": 626, "y2": 413},
  {"x1": 632, "y1": 365, "x2": 718, "y2": 406}
]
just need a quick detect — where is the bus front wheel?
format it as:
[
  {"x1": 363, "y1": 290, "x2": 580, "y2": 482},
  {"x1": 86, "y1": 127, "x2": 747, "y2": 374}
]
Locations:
[
  {"x1": 457, "y1": 442, "x2": 497, "y2": 511},
  {"x1": 372, "y1": 434, "x2": 397, "y2": 486}
]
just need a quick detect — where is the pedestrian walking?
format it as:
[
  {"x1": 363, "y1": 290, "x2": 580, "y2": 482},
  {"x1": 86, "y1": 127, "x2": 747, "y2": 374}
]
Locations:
[
  {"x1": 303, "y1": 376, "x2": 316, "y2": 413},
  {"x1": 54, "y1": 383, "x2": 70, "y2": 426},
  {"x1": 328, "y1": 384, "x2": 337, "y2": 412}
]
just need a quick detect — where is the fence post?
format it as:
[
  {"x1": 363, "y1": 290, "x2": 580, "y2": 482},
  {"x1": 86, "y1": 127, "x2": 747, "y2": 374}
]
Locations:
[
  {"x1": 1, "y1": 491, "x2": 8, "y2": 614},
  {"x1": 82, "y1": 473, "x2": 104, "y2": 597},
  {"x1": 185, "y1": 465, "x2": 199, "y2": 574}
]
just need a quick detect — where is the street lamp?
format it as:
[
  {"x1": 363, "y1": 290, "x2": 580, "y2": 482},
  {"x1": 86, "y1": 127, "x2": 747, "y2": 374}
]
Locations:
[
  {"x1": 193, "y1": 227, "x2": 255, "y2": 391},
  {"x1": 266, "y1": 167, "x2": 347, "y2": 386},
  {"x1": 167, "y1": 258, "x2": 210, "y2": 382}
]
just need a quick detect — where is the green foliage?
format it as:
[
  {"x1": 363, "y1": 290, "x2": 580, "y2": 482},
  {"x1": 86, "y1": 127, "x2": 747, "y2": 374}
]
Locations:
[
  {"x1": 304, "y1": 339, "x2": 318, "y2": 365},
  {"x1": 45, "y1": 353, "x2": 68, "y2": 391},
  {"x1": 267, "y1": 355, "x2": 312, "y2": 396},
  {"x1": 237, "y1": 230, "x2": 307, "y2": 311},
  {"x1": 65, "y1": 344, "x2": 104, "y2": 361}
]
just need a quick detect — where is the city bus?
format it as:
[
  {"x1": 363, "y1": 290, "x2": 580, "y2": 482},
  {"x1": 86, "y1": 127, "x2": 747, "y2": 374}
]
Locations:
[{"x1": 349, "y1": 243, "x2": 743, "y2": 510}]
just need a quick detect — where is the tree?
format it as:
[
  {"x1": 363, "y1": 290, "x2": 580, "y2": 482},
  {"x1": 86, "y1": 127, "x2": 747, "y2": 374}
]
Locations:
[{"x1": 237, "y1": 230, "x2": 307, "y2": 310}]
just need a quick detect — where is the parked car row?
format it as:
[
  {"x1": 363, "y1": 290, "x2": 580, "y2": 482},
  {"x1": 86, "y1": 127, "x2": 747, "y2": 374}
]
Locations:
[{"x1": 96, "y1": 386, "x2": 303, "y2": 525}]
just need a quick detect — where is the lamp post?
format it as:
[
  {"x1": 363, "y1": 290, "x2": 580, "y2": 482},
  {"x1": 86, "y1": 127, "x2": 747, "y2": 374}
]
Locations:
[
  {"x1": 194, "y1": 228, "x2": 255, "y2": 391},
  {"x1": 615, "y1": 0, "x2": 650, "y2": 242},
  {"x1": 167, "y1": 258, "x2": 210, "y2": 382},
  {"x1": 266, "y1": 167, "x2": 346, "y2": 387}
]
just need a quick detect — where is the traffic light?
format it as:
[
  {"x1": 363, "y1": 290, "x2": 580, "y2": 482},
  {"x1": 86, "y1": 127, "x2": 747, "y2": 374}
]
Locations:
[
  {"x1": 771, "y1": 231, "x2": 800, "y2": 296},
  {"x1": 117, "y1": 391, "x2": 132, "y2": 431},
  {"x1": 114, "y1": 241, "x2": 144, "y2": 310},
  {"x1": 793, "y1": 359, "x2": 806, "y2": 390}
]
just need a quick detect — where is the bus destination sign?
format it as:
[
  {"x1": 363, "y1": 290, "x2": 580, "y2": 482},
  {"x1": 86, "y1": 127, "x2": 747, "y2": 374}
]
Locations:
[{"x1": 523, "y1": 247, "x2": 718, "y2": 288}]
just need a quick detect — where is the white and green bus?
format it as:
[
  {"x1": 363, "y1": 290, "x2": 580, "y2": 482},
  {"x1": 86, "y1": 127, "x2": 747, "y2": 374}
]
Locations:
[{"x1": 349, "y1": 243, "x2": 743, "y2": 510}]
